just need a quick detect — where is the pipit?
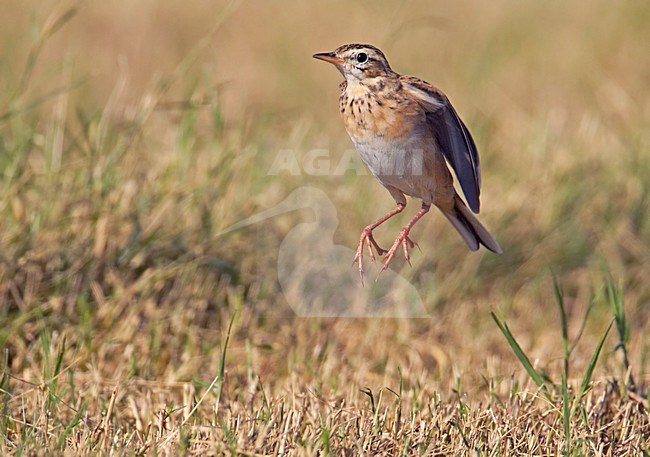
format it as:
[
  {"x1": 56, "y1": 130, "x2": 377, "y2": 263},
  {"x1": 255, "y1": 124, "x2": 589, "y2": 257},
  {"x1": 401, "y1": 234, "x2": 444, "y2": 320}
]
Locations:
[{"x1": 313, "y1": 44, "x2": 502, "y2": 281}]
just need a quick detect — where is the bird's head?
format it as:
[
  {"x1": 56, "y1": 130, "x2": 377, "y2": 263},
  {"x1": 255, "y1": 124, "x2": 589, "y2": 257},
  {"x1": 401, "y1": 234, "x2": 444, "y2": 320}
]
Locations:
[{"x1": 313, "y1": 44, "x2": 393, "y2": 82}]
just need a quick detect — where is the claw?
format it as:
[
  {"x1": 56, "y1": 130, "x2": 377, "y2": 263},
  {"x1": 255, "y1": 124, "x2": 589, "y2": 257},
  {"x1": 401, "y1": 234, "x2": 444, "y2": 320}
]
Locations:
[
  {"x1": 353, "y1": 228, "x2": 386, "y2": 285},
  {"x1": 403, "y1": 235, "x2": 417, "y2": 265},
  {"x1": 378, "y1": 203, "x2": 430, "y2": 275},
  {"x1": 352, "y1": 253, "x2": 365, "y2": 286},
  {"x1": 381, "y1": 233, "x2": 418, "y2": 273},
  {"x1": 350, "y1": 204, "x2": 408, "y2": 284}
]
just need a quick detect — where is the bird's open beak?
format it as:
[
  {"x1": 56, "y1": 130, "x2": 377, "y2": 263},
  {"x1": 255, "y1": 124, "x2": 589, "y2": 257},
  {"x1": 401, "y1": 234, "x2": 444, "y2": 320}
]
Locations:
[{"x1": 312, "y1": 52, "x2": 345, "y2": 65}]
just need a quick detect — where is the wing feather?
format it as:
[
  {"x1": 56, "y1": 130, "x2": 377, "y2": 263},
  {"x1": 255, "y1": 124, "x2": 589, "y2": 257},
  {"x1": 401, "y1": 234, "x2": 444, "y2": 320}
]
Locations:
[{"x1": 401, "y1": 76, "x2": 482, "y2": 213}]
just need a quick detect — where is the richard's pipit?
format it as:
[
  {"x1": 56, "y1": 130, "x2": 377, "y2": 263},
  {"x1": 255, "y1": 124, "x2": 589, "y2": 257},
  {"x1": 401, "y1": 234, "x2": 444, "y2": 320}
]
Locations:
[{"x1": 313, "y1": 44, "x2": 502, "y2": 281}]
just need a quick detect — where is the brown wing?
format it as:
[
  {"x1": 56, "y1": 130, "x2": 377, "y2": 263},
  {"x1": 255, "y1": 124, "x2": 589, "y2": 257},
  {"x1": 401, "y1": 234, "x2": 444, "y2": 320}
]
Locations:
[{"x1": 400, "y1": 75, "x2": 482, "y2": 213}]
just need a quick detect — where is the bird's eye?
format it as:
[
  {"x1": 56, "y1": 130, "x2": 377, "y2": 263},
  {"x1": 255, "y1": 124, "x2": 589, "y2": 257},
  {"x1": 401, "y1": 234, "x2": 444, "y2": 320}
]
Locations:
[{"x1": 356, "y1": 52, "x2": 368, "y2": 64}]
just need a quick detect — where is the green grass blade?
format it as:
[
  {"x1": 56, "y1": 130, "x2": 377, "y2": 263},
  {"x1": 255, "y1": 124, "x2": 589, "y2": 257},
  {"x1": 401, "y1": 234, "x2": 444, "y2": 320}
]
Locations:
[
  {"x1": 606, "y1": 276, "x2": 627, "y2": 343},
  {"x1": 553, "y1": 275, "x2": 569, "y2": 346},
  {"x1": 561, "y1": 365, "x2": 570, "y2": 451},
  {"x1": 604, "y1": 273, "x2": 635, "y2": 390},
  {"x1": 55, "y1": 401, "x2": 85, "y2": 451},
  {"x1": 491, "y1": 312, "x2": 552, "y2": 401},
  {"x1": 575, "y1": 320, "x2": 613, "y2": 407},
  {"x1": 569, "y1": 292, "x2": 596, "y2": 355},
  {"x1": 215, "y1": 311, "x2": 237, "y2": 417},
  {"x1": 553, "y1": 275, "x2": 571, "y2": 447}
]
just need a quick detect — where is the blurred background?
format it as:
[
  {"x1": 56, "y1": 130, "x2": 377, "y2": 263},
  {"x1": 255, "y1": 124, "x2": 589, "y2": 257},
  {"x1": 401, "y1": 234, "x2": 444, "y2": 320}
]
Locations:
[{"x1": 0, "y1": 0, "x2": 649, "y2": 450}]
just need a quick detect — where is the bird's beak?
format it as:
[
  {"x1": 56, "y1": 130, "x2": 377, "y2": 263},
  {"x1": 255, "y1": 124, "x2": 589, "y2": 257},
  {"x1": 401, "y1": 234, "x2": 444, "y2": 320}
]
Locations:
[{"x1": 312, "y1": 52, "x2": 345, "y2": 65}]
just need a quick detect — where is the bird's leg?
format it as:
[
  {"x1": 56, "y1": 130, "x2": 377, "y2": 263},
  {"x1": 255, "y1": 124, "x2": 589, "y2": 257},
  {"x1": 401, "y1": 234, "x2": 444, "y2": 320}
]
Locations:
[
  {"x1": 381, "y1": 203, "x2": 430, "y2": 273},
  {"x1": 353, "y1": 203, "x2": 406, "y2": 282}
]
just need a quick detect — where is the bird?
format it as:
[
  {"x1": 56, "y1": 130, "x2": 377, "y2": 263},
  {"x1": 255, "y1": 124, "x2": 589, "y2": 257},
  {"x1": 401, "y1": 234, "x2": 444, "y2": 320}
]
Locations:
[
  {"x1": 313, "y1": 44, "x2": 502, "y2": 281},
  {"x1": 217, "y1": 187, "x2": 428, "y2": 317}
]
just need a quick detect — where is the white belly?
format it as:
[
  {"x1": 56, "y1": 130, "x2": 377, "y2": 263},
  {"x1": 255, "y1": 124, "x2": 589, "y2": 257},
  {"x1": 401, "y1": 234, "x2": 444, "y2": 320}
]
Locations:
[{"x1": 351, "y1": 132, "x2": 441, "y2": 202}]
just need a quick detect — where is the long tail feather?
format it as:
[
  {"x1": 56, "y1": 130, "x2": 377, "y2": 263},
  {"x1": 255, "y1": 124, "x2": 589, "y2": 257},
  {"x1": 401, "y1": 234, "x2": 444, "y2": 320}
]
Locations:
[{"x1": 440, "y1": 196, "x2": 502, "y2": 253}]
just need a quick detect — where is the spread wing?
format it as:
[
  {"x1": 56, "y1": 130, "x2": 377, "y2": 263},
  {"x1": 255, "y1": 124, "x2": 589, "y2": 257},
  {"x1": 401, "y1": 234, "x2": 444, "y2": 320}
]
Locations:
[{"x1": 400, "y1": 75, "x2": 482, "y2": 213}]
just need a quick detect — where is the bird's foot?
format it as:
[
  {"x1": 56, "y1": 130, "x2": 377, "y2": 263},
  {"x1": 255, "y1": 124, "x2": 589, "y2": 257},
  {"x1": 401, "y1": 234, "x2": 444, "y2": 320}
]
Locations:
[
  {"x1": 353, "y1": 228, "x2": 387, "y2": 285},
  {"x1": 381, "y1": 228, "x2": 418, "y2": 273}
]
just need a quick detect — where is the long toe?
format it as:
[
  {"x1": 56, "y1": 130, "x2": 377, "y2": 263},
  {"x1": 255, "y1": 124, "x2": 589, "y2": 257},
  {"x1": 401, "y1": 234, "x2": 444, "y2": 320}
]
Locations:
[
  {"x1": 368, "y1": 233, "x2": 387, "y2": 256},
  {"x1": 381, "y1": 242, "x2": 401, "y2": 273},
  {"x1": 402, "y1": 239, "x2": 412, "y2": 266}
]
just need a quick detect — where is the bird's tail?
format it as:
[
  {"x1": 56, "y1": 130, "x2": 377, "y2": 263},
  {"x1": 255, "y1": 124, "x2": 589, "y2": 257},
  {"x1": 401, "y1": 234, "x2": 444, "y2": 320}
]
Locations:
[{"x1": 440, "y1": 195, "x2": 502, "y2": 253}]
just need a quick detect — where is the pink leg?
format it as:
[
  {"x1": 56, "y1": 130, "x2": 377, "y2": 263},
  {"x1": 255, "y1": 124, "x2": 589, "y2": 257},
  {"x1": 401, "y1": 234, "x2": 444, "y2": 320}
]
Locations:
[
  {"x1": 353, "y1": 203, "x2": 406, "y2": 283},
  {"x1": 381, "y1": 203, "x2": 430, "y2": 273}
]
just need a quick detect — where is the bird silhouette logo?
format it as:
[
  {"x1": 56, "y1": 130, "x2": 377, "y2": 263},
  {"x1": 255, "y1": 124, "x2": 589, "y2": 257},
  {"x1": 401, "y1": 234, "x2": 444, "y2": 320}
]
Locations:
[{"x1": 218, "y1": 187, "x2": 428, "y2": 318}]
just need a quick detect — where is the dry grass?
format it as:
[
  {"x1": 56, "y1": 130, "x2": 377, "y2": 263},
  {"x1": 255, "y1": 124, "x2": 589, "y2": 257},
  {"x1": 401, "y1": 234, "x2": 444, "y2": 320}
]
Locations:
[{"x1": 1, "y1": 0, "x2": 649, "y2": 454}]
